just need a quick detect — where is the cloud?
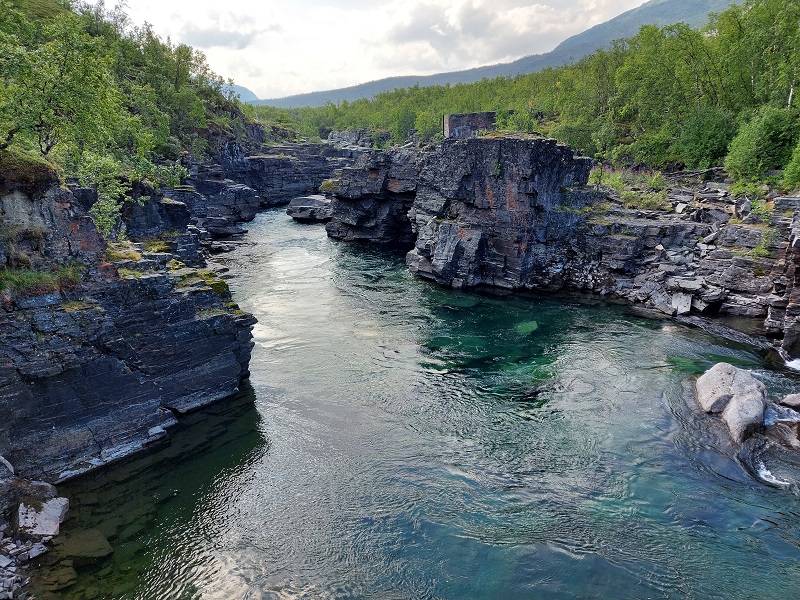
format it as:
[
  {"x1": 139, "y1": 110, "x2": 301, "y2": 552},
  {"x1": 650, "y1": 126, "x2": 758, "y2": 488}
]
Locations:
[
  {"x1": 180, "y1": 13, "x2": 281, "y2": 50},
  {"x1": 80, "y1": 0, "x2": 648, "y2": 98}
]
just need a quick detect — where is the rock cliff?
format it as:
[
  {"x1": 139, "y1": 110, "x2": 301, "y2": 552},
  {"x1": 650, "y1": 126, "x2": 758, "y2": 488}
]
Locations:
[
  {"x1": 319, "y1": 134, "x2": 800, "y2": 357},
  {"x1": 325, "y1": 147, "x2": 421, "y2": 247},
  {"x1": 1, "y1": 164, "x2": 255, "y2": 484}
]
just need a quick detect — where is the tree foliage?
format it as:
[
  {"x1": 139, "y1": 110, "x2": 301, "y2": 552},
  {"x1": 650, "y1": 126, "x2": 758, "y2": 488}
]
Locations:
[{"x1": 0, "y1": 0, "x2": 253, "y2": 236}]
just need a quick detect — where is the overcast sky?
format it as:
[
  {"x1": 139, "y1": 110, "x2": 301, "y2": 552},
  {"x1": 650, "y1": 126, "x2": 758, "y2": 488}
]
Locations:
[{"x1": 87, "y1": 0, "x2": 649, "y2": 99}]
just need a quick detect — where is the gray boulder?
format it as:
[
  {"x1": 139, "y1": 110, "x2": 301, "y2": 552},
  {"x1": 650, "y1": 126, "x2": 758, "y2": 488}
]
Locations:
[
  {"x1": 696, "y1": 362, "x2": 767, "y2": 442},
  {"x1": 16, "y1": 497, "x2": 69, "y2": 539},
  {"x1": 779, "y1": 393, "x2": 800, "y2": 410},
  {"x1": 286, "y1": 194, "x2": 333, "y2": 223}
]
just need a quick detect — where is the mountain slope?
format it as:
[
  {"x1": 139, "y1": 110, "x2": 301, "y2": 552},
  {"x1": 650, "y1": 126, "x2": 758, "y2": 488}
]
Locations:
[{"x1": 258, "y1": 0, "x2": 736, "y2": 108}]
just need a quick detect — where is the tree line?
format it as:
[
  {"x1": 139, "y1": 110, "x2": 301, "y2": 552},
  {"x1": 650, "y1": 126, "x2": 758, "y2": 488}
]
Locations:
[
  {"x1": 256, "y1": 0, "x2": 800, "y2": 189},
  {"x1": 0, "y1": 0, "x2": 251, "y2": 234}
]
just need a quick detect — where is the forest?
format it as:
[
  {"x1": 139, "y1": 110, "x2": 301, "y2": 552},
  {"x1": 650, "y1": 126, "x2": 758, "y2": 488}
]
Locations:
[
  {"x1": 256, "y1": 0, "x2": 800, "y2": 190},
  {"x1": 0, "y1": 0, "x2": 254, "y2": 233}
]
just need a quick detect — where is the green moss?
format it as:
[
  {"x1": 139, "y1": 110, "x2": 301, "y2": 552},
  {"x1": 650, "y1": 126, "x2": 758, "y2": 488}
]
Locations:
[
  {"x1": 62, "y1": 300, "x2": 102, "y2": 313},
  {"x1": 143, "y1": 240, "x2": 172, "y2": 253},
  {"x1": 167, "y1": 259, "x2": 186, "y2": 270},
  {"x1": 0, "y1": 225, "x2": 48, "y2": 250},
  {"x1": 116, "y1": 267, "x2": 157, "y2": 279},
  {"x1": 175, "y1": 268, "x2": 229, "y2": 297},
  {"x1": 0, "y1": 147, "x2": 58, "y2": 195},
  {"x1": 106, "y1": 242, "x2": 142, "y2": 262}
]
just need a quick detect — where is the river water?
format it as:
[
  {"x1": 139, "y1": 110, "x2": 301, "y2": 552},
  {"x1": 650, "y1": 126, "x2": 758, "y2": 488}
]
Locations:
[{"x1": 40, "y1": 210, "x2": 800, "y2": 599}]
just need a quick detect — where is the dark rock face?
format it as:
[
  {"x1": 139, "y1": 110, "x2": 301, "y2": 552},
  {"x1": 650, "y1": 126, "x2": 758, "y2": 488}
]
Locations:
[
  {"x1": 286, "y1": 195, "x2": 333, "y2": 223},
  {"x1": 328, "y1": 129, "x2": 389, "y2": 152},
  {"x1": 325, "y1": 148, "x2": 421, "y2": 247},
  {"x1": 222, "y1": 143, "x2": 351, "y2": 207},
  {"x1": 1, "y1": 183, "x2": 105, "y2": 271},
  {"x1": 0, "y1": 270, "x2": 255, "y2": 482},
  {"x1": 318, "y1": 134, "x2": 800, "y2": 356},
  {"x1": 1, "y1": 176, "x2": 255, "y2": 484},
  {"x1": 408, "y1": 136, "x2": 593, "y2": 289}
]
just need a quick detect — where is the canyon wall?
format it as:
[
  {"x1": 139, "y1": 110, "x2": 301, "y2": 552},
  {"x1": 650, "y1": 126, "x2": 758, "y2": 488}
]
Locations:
[{"x1": 320, "y1": 134, "x2": 800, "y2": 357}]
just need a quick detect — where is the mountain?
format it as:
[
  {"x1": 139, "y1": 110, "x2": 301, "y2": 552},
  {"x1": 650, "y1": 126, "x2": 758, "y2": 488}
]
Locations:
[
  {"x1": 257, "y1": 0, "x2": 736, "y2": 108},
  {"x1": 225, "y1": 84, "x2": 260, "y2": 103}
]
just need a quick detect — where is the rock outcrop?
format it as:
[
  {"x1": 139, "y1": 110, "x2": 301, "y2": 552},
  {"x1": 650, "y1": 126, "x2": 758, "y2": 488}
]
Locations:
[
  {"x1": 408, "y1": 135, "x2": 594, "y2": 289},
  {"x1": 316, "y1": 134, "x2": 800, "y2": 357},
  {"x1": 1, "y1": 167, "x2": 256, "y2": 484},
  {"x1": 286, "y1": 195, "x2": 333, "y2": 223},
  {"x1": 325, "y1": 147, "x2": 421, "y2": 247},
  {"x1": 695, "y1": 363, "x2": 767, "y2": 442}
]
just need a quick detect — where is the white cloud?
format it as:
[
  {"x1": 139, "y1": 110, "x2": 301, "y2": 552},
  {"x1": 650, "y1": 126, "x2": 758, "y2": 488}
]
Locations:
[{"x1": 81, "y1": 0, "x2": 647, "y2": 99}]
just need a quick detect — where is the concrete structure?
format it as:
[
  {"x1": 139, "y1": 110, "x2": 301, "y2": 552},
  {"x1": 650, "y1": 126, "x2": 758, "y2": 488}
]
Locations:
[{"x1": 443, "y1": 112, "x2": 498, "y2": 139}]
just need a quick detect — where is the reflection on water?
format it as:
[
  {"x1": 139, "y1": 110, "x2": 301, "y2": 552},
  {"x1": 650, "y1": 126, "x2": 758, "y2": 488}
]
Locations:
[{"x1": 36, "y1": 210, "x2": 800, "y2": 599}]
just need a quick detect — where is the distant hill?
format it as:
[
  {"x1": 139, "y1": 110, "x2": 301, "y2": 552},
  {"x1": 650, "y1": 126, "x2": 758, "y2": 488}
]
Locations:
[
  {"x1": 225, "y1": 84, "x2": 260, "y2": 103},
  {"x1": 257, "y1": 0, "x2": 736, "y2": 108}
]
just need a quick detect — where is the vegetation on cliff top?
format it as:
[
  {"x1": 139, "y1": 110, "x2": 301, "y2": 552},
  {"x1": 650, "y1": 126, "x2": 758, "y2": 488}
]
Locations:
[
  {"x1": 0, "y1": 0, "x2": 260, "y2": 236},
  {"x1": 257, "y1": 0, "x2": 800, "y2": 190}
]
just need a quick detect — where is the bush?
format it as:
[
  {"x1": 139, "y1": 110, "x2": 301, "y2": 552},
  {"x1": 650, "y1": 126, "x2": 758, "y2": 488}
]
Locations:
[
  {"x1": 551, "y1": 120, "x2": 596, "y2": 155},
  {"x1": 672, "y1": 107, "x2": 737, "y2": 169},
  {"x1": 612, "y1": 130, "x2": 672, "y2": 168},
  {"x1": 783, "y1": 141, "x2": 800, "y2": 190},
  {"x1": 724, "y1": 106, "x2": 799, "y2": 180}
]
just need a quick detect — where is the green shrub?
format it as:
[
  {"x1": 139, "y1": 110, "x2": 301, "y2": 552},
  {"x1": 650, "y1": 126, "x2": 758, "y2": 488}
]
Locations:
[
  {"x1": 725, "y1": 106, "x2": 799, "y2": 180},
  {"x1": 782, "y1": 141, "x2": 800, "y2": 190},
  {"x1": 621, "y1": 189, "x2": 669, "y2": 210},
  {"x1": 672, "y1": 107, "x2": 737, "y2": 169},
  {"x1": 551, "y1": 120, "x2": 597, "y2": 155}
]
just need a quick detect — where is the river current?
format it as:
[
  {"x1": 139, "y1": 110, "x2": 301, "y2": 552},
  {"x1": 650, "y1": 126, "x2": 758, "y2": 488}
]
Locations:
[{"x1": 44, "y1": 210, "x2": 800, "y2": 599}]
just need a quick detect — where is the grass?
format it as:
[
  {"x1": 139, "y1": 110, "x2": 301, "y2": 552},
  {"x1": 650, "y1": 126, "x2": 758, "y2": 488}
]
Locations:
[
  {"x1": 0, "y1": 264, "x2": 82, "y2": 294},
  {"x1": 106, "y1": 242, "x2": 142, "y2": 262},
  {"x1": 621, "y1": 190, "x2": 670, "y2": 211},
  {"x1": 0, "y1": 147, "x2": 58, "y2": 195}
]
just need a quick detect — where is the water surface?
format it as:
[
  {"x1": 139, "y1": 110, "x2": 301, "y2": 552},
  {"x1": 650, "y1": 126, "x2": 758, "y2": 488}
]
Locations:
[{"x1": 41, "y1": 210, "x2": 800, "y2": 599}]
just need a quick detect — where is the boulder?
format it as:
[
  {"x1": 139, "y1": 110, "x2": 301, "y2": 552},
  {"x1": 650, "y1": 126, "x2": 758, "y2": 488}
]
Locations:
[
  {"x1": 779, "y1": 393, "x2": 800, "y2": 410},
  {"x1": 57, "y1": 529, "x2": 113, "y2": 566},
  {"x1": 286, "y1": 194, "x2": 333, "y2": 223},
  {"x1": 695, "y1": 362, "x2": 767, "y2": 442},
  {"x1": 16, "y1": 497, "x2": 69, "y2": 539}
]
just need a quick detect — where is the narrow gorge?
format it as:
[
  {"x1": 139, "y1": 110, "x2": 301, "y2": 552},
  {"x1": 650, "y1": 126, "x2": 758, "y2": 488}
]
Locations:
[{"x1": 3, "y1": 130, "x2": 800, "y2": 598}]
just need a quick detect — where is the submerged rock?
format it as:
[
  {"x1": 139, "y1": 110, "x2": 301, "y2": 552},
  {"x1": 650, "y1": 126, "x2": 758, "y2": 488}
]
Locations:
[{"x1": 695, "y1": 362, "x2": 767, "y2": 442}]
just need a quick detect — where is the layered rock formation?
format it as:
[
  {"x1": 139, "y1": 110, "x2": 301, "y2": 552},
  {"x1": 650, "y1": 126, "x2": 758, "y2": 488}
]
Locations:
[
  {"x1": 325, "y1": 148, "x2": 421, "y2": 247},
  {"x1": 319, "y1": 134, "x2": 800, "y2": 357},
  {"x1": 407, "y1": 136, "x2": 594, "y2": 289},
  {"x1": 286, "y1": 195, "x2": 333, "y2": 223},
  {"x1": 1, "y1": 164, "x2": 255, "y2": 485}
]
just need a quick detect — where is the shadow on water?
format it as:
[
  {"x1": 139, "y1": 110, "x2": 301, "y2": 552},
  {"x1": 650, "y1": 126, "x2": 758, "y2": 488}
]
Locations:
[{"x1": 30, "y1": 383, "x2": 267, "y2": 599}]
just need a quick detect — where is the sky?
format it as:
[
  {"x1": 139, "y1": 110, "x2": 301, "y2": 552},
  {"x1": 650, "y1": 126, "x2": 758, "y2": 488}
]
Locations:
[{"x1": 86, "y1": 0, "x2": 650, "y2": 99}]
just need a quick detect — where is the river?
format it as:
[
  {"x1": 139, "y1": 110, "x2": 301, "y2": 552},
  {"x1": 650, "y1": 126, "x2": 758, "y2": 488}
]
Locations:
[{"x1": 37, "y1": 209, "x2": 800, "y2": 599}]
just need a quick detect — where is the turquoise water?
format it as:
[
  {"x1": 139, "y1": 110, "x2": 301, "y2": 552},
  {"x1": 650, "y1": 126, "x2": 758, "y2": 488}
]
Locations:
[{"x1": 38, "y1": 210, "x2": 800, "y2": 599}]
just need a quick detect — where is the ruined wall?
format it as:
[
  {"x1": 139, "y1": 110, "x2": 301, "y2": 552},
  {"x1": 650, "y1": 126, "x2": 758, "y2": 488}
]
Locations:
[{"x1": 443, "y1": 112, "x2": 498, "y2": 139}]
